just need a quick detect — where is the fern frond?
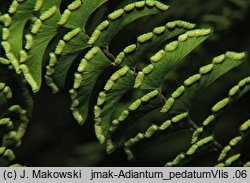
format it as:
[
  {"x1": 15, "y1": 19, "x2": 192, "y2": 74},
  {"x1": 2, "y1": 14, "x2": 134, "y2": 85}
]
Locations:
[
  {"x1": 1, "y1": 0, "x2": 249, "y2": 167},
  {"x1": 116, "y1": 52, "x2": 245, "y2": 159},
  {"x1": 89, "y1": 1, "x2": 170, "y2": 46}
]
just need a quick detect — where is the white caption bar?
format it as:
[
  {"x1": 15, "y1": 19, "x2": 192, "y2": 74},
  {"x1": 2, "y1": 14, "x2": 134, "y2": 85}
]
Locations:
[{"x1": 0, "y1": 167, "x2": 249, "y2": 183}]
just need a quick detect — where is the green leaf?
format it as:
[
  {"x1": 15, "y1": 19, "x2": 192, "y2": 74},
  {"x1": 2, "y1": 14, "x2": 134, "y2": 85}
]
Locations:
[
  {"x1": 0, "y1": 83, "x2": 13, "y2": 115},
  {"x1": 2, "y1": 1, "x2": 62, "y2": 75},
  {"x1": 0, "y1": 105, "x2": 28, "y2": 163},
  {"x1": 105, "y1": 89, "x2": 162, "y2": 151},
  {"x1": 217, "y1": 136, "x2": 242, "y2": 163},
  {"x1": 109, "y1": 89, "x2": 162, "y2": 133},
  {"x1": 20, "y1": 4, "x2": 62, "y2": 92},
  {"x1": 216, "y1": 154, "x2": 241, "y2": 167},
  {"x1": 70, "y1": 47, "x2": 112, "y2": 125},
  {"x1": 124, "y1": 112, "x2": 189, "y2": 160},
  {"x1": 3, "y1": 0, "x2": 37, "y2": 58},
  {"x1": 213, "y1": 117, "x2": 250, "y2": 166},
  {"x1": 45, "y1": 31, "x2": 89, "y2": 93},
  {"x1": 165, "y1": 136, "x2": 214, "y2": 166},
  {"x1": 192, "y1": 75, "x2": 250, "y2": 144},
  {"x1": 244, "y1": 161, "x2": 250, "y2": 167},
  {"x1": 62, "y1": 0, "x2": 108, "y2": 30},
  {"x1": 93, "y1": 66, "x2": 135, "y2": 145},
  {"x1": 88, "y1": 1, "x2": 170, "y2": 46},
  {"x1": 136, "y1": 28, "x2": 212, "y2": 89},
  {"x1": 160, "y1": 52, "x2": 245, "y2": 115},
  {"x1": 2, "y1": 105, "x2": 29, "y2": 147},
  {"x1": 118, "y1": 20, "x2": 196, "y2": 67},
  {"x1": 0, "y1": 71, "x2": 32, "y2": 165}
]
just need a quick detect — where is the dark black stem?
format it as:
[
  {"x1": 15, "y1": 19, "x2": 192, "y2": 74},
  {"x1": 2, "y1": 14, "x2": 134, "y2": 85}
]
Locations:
[
  {"x1": 213, "y1": 139, "x2": 223, "y2": 150},
  {"x1": 188, "y1": 118, "x2": 199, "y2": 129},
  {"x1": 159, "y1": 87, "x2": 167, "y2": 103},
  {"x1": 102, "y1": 47, "x2": 116, "y2": 62}
]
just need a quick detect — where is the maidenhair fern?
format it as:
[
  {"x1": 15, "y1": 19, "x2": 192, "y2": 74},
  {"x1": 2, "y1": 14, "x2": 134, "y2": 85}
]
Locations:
[
  {"x1": 0, "y1": 0, "x2": 249, "y2": 166},
  {"x1": 0, "y1": 66, "x2": 32, "y2": 166}
]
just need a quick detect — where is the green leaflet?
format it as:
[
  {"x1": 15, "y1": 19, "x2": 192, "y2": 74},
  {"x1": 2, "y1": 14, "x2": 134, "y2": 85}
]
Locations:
[
  {"x1": 89, "y1": 1, "x2": 170, "y2": 46},
  {"x1": 2, "y1": 1, "x2": 61, "y2": 76},
  {"x1": 2, "y1": 105, "x2": 29, "y2": 146},
  {"x1": 118, "y1": 20, "x2": 196, "y2": 67},
  {"x1": 61, "y1": 0, "x2": 108, "y2": 30},
  {"x1": 33, "y1": 0, "x2": 62, "y2": 12},
  {"x1": 161, "y1": 52, "x2": 245, "y2": 115},
  {"x1": 0, "y1": 69, "x2": 32, "y2": 165},
  {"x1": 94, "y1": 66, "x2": 135, "y2": 145},
  {"x1": 3, "y1": 0, "x2": 37, "y2": 58},
  {"x1": 215, "y1": 117, "x2": 250, "y2": 166},
  {"x1": 240, "y1": 119, "x2": 250, "y2": 133},
  {"x1": 0, "y1": 67, "x2": 33, "y2": 117},
  {"x1": 0, "y1": 0, "x2": 36, "y2": 74},
  {"x1": 92, "y1": 73, "x2": 163, "y2": 153},
  {"x1": 46, "y1": 31, "x2": 89, "y2": 93},
  {"x1": 0, "y1": 83, "x2": 13, "y2": 115},
  {"x1": 191, "y1": 75, "x2": 250, "y2": 143},
  {"x1": 217, "y1": 136, "x2": 242, "y2": 162},
  {"x1": 165, "y1": 136, "x2": 214, "y2": 166},
  {"x1": 124, "y1": 112, "x2": 189, "y2": 160},
  {"x1": 21, "y1": 3, "x2": 62, "y2": 92},
  {"x1": 0, "y1": 104, "x2": 29, "y2": 164},
  {"x1": 44, "y1": 0, "x2": 95, "y2": 92},
  {"x1": 224, "y1": 154, "x2": 241, "y2": 166},
  {"x1": 106, "y1": 88, "x2": 162, "y2": 146},
  {"x1": 105, "y1": 89, "x2": 168, "y2": 156},
  {"x1": 216, "y1": 154, "x2": 241, "y2": 167},
  {"x1": 137, "y1": 29, "x2": 212, "y2": 89},
  {"x1": 70, "y1": 47, "x2": 112, "y2": 125},
  {"x1": 244, "y1": 161, "x2": 250, "y2": 167},
  {"x1": 0, "y1": 148, "x2": 15, "y2": 163},
  {"x1": 109, "y1": 89, "x2": 160, "y2": 133}
]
